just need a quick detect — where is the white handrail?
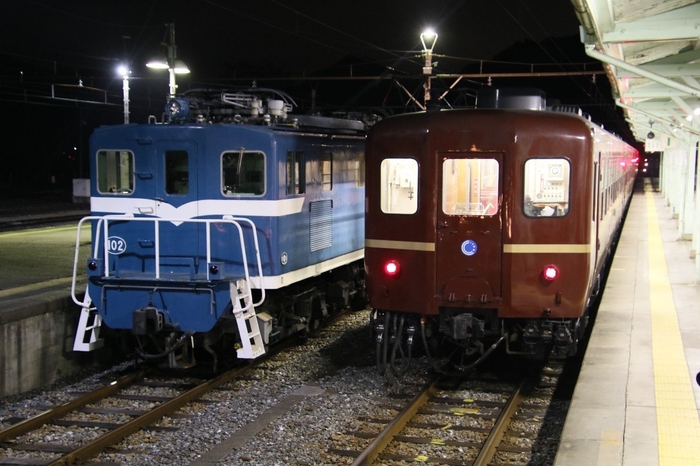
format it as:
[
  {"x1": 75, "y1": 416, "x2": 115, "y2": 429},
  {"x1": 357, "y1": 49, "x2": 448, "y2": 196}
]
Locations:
[{"x1": 71, "y1": 215, "x2": 266, "y2": 310}]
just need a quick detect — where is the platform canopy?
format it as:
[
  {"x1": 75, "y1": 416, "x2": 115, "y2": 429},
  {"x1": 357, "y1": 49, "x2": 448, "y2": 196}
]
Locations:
[{"x1": 573, "y1": 0, "x2": 700, "y2": 148}]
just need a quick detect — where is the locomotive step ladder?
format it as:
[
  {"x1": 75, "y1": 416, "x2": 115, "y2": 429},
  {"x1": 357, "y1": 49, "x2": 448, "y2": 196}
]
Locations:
[
  {"x1": 73, "y1": 290, "x2": 105, "y2": 352},
  {"x1": 231, "y1": 279, "x2": 266, "y2": 359}
]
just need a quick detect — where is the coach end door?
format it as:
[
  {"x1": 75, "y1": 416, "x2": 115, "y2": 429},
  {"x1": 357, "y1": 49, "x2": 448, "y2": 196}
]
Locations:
[{"x1": 436, "y1": 153, "x2": 503, "y2": 303}]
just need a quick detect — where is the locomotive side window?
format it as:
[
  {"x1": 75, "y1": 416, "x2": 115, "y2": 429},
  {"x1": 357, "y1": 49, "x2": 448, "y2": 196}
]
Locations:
[
  {"x1": 322, "y1": 152, "x2": 332, "y2": 191},
  {"x1": 286, "y1": 151, "x2": 305, "y2": 195},
  {"x1": 380, "y1": 158, "x2": 418, "y2": 214},
  {"x1": 442, "y1": 158, "x2": 499, "y2": 216},
  {"x1": 165, "y1": 150, "x2": 189, "y2": 194},
  {"x1": 523, "y1": 158, "x2": 570, "y2": 217},
  {"x1": 97, "y1": 150, "x2": 134, "y2": 194},
  {"x1": 222, "y1": 150, "x2": 265, "y2": 196}
]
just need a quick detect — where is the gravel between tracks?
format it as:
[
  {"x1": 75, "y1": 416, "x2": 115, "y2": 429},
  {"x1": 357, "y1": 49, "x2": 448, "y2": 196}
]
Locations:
[{"x1": 0, "y1": 309, "x2": 570, "y2": 465}]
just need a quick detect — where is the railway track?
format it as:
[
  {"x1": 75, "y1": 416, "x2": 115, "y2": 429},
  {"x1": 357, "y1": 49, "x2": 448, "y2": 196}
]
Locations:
[
  {"x1": 328, "y1": 357, "x2": 565, "y2": 465},
  {"x1": 0, "y1": 363, "x2": 257, "y2": 465},
  {"x1": 0, "y1": 306, "x2": 338, "y2": 466}
]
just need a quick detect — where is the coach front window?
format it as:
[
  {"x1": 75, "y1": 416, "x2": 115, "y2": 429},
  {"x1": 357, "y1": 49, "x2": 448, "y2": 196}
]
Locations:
[
  {"x1": 380, "y1": 158, "x2": 418, "y2": 214},
  {"x1": 97, "y1": 150, "x2": 134, "y2": 194},
  {"x1": 442, "y1": 158, "x2": 499, "y2": 216},
  {"x1": 523, "y1": 158, "x2": 570, "y2": 217},
  {"x1": 222, "y1": 150, "x2": 265, "y2": 196}
]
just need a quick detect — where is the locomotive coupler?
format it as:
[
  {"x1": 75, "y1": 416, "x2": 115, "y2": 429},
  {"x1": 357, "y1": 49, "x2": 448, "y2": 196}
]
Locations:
[
  {"x1": 449, "y1": 314, "x2": 484, "y2": 340},
  {"x1": 133, "y1": 306, "x2": 164, "y2": 335}
]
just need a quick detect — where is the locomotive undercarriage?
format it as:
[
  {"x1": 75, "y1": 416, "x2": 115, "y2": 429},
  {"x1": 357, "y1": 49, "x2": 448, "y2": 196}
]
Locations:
[
  {"x1": 130, "y1": 262, "x2": 365, "y2": 371},
  {"x1": 372, "y1": 307, "x2": 587, "y2": 374}
]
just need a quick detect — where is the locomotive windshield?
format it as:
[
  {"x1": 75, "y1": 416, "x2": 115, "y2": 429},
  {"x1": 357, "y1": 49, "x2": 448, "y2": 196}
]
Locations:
[
  {"x1": 222, "y1": 150, "x2": 265, "y2": 196},
  {"x1": 523, "y1": 158, "x2": 570, "y2": 217},
  {"x1": 442, "y1": 158, "x2": 499, "y2": 216}
]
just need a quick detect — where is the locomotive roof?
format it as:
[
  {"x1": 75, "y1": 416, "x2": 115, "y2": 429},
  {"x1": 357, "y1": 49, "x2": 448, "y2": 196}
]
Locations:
[{"x1": 158, "y1": 87, "x2": 369, "y2": 135}]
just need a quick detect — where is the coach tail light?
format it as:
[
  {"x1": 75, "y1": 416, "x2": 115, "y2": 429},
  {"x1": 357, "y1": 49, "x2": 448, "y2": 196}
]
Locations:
[
  {"x1": 542, "y1": 264, "x2": 559, "y2": 281},
  {"x1": 383, "y1": 260, "x2": 401, "y2": 278}
]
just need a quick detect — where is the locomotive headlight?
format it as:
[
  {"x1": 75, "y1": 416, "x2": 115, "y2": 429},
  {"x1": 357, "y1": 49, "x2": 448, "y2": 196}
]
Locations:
[
  {"x1": 165, "y1": 98, "x2": 190, "y2": 120},
  {"x1": 542, "y1": 265, "x2": 559, "y2": 281},
  {"x1": 383, "y1": 260, "x2": 401, "y2": 277}
]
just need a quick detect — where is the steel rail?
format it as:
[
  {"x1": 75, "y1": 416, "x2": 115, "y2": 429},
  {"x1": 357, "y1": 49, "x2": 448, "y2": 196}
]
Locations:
[
  {"x1": 350, "y1": 377, "x2": 440, "y2": 466},
  {"x1": 472, "y1": 379, "x2": 526, "y2": 466},
  {"x1": 0, "y1": 368, "x2": 150, "y2": 442},
  {"x1": 47, "y1": 362, "x2": 254, "y2": 466}
]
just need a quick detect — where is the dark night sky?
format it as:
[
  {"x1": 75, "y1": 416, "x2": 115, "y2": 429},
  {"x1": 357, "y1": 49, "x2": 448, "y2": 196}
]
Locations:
[
  {"x1": 2, "y1": 0, "x2": 623, "y2": 193},
  {"x1": 2, "y1": 0, "x2": 580, "y2": 78}
]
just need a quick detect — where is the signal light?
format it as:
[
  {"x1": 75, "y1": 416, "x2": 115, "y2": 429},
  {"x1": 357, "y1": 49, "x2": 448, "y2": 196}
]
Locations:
[
  {"x1": 542, "y1": 265, "x2": 559, "y2": 281},
  {"x1": 383, "y1": 260, "x2": 401, "y2": 277}
]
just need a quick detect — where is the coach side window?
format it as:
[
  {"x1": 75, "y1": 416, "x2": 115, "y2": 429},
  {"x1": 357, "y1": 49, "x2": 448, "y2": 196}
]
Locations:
[
  {"x1": 523, "y1": 158, "x2": 570, "y2": 217},
  {"x1": 380, "y1": 158, "x2": 418, "y2": 214},
  {"x1": 222, "y1": 150, "x2": 265, "y2": 196},
  {"x1": 97, "y1": 150, "x2": 134, "y2": 194},
  {"x1": 442, "y1": 158, "x2": 499, "y2": 216}
]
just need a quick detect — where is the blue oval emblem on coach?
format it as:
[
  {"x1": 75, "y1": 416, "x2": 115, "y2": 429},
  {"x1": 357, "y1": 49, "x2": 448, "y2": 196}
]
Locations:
[{"x1": 461, "y1": 239, "x2": 477, "y2": 256}]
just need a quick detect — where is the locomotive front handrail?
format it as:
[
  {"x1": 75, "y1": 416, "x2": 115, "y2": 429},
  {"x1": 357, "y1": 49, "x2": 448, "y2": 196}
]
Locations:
[{"x1": 71, "y1": 215, "x2": 266, "y2": 311}]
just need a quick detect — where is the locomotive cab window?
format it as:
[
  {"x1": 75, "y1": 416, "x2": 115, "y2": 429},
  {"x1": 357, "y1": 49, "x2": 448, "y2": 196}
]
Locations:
[
  {"x1": 442, "y1": 158, "x2": 499, "y2": 216},
  {"x1": 222, "y1": 150, "x2": 265, "y2": 196},
  {"x1": 380, "y1": 158, "x2": 418, "y2": 214},
  {"x1": 523, "y1": 158, "x2": 570, "y2": 217},
  {"x1": 97, "y1": 150, "x2": 134, "y2": 194}
]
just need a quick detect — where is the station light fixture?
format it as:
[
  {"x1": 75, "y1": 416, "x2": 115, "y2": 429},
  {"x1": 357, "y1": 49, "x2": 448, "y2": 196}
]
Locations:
[{"x1": 146, "y1": 23, "x2": 190, "y2": 98}]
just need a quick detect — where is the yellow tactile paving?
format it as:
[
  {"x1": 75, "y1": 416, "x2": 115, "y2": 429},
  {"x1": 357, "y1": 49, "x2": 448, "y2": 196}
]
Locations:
[{"x1": 646, "y1": 191, "x2": 700, "y2": 466}]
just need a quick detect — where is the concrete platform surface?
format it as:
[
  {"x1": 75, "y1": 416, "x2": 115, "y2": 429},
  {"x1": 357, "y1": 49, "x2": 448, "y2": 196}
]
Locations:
[{"x1": 554, "y1": 182, "x2": 700, "y2": 466}]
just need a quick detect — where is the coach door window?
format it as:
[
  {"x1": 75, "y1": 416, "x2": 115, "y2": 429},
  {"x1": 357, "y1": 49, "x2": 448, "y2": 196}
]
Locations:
[
  {"x1": 97, "y1": 150, "x2": 134, "y2": 194},
  {"x1": 442, "y1": 158, "x2": 499, "y2": 216},
  {"x1": 523, "y1": 158, "x2": 570, "y2": 217},
  {"x1": 380, "y1": 158, "x2": 418, "y2": 214},
  {"x1": 222, "y1": 150, "x2": 265, "y2": 196}
]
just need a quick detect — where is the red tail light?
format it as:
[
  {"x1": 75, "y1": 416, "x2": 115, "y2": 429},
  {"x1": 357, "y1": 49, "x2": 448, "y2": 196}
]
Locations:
[
  {"x1": 542, "y1": 265, "x2": 559, "y2": 281},
  {"x1": 384, "y1": 260, "x2": 401, "y2": 277}
]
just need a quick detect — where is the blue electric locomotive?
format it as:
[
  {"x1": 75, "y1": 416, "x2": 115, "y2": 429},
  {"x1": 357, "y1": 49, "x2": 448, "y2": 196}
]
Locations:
[{"x1": 71, "y1": 88, "x2": 367, "y2": 368}]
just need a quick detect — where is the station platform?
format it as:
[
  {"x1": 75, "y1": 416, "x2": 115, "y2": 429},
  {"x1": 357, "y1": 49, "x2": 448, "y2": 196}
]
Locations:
[
  {"x1": 555, "y1": 180, "x2": 700, "y2": 465},
  {"x1": 0, "y1": 196, "x2": 99, "y2": 398}
]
